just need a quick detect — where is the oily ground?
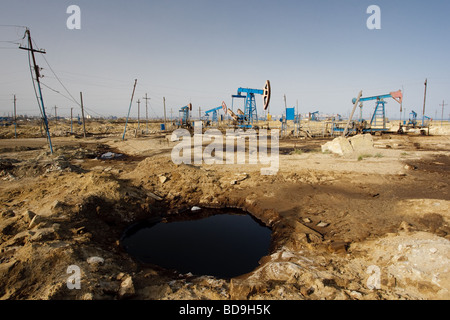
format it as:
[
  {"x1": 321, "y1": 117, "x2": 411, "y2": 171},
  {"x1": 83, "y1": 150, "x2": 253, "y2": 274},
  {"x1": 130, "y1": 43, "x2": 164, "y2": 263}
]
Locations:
[{"x1": 0, "y1": 120, "x2": 449, "y2": 300}]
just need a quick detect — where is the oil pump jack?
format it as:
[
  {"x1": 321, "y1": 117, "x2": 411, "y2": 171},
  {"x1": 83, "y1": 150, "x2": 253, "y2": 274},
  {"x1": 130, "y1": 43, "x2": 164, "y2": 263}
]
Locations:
[{"x1": 338, "y1": 90, "x2": 403, "y2": 135}]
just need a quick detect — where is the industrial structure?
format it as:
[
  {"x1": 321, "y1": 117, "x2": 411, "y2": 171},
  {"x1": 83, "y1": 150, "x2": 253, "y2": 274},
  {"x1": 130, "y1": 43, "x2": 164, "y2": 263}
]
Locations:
[
  {"x1": 336, "y1": 90, "x2": 403, "y2": 135},
  {"x1": 230, "y1": 80, "x2": 271, "y2": 129},
  {"x1": 175, "y1": 103, "x2": 192, "y2": 128}
]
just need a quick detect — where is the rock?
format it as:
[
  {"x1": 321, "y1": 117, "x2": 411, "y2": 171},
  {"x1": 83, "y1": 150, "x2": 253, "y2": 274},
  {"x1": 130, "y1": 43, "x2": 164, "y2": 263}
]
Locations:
[
  {"x1": 87, "y1": 256, "x2": 105, "y2": 266},
  {"x1": 349, "y1": 290, "x2": 363, "y2": 299},
  {"x1": 147, "y1": 192, "x2": 163, "y2": 201},
  {"x1": 328, "y1": 241, "x2": 349, "y2": 253},
  {"x1": 28, "y1": 214, "x2": 42, "y2": 229},
  {"x1": 300, "y1": 286, "x2": 314, "y2": 297},
  {"x1": 230, "y1": 279, "x2": 268, "y2": 300},
  {"x1": 321, "y1": 136, "x2": 354, "y2": 156},
  {"x1": 159, "y1": 175, "x2": 167, "y2": 184},
  {"x1": 1, "y1": 210, "x2": 16, "y2": 218},
  {"x1": 118, "y1": 275, "x2": 135, "y2": 299},
  {"x1": 51, "y1": 200, "x2": 65, "y2": 210},
  {"x1": 29, "y1": 227, "x2": 56, "y2": 242},
  {"x1": 100, "y1": 152, "x2": 122, "y2": 159},
  {"x1": 302, "y1": 217, "x2": 312, "y2": 223},
  {"x1": 191, "y1": 206, "x2": 201, "y2": 212},
  {"x1": 399, "y1": 221, "x2": 413, "y2": 232},
  {"x1": 429, "y1": 248, "x2": 438, "y2": 254},
  {"x1": 116, "y1": 272, "x2": 126, "y2": 281},
  {"x1": 404, "y1": 164, "x2": 417, "y2": 170},
  {"x1": 81, "y1": 293, "x2": 94, "y2": 300},
  {"x1": 316, "y1": 221, "x2": 329, "y2": 228},
  {"x1": 348, "y1": 134, "x2": 374, "y2": 151},
  {"x1": 22, "y1": 210, "x2": 36, "y2": 223}
]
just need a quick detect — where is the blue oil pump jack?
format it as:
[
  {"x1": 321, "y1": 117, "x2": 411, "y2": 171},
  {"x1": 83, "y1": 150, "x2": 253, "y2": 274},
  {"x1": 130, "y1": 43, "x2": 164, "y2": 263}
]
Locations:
[
  {"x1": 309, "y1": 111, "x2": 320, "y2": 121},
  {"x1": 231, "y1": 80, "x2": 271, "y2": 129},
  {"x1": 175, "y1": 103, "x2": 192, "y2": 128},
  {"x1": 204, "y1": 106, "x2": 223, "y2": 124},
  {"x1": 351, "y1": 90, "x2": 403, "y2": 132}
]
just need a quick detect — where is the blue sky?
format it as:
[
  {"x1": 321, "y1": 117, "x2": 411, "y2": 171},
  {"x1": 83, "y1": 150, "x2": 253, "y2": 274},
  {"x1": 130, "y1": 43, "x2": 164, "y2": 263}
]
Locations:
[{"x1": 0, "y1": 0, "x2": 449, "y2": 120}]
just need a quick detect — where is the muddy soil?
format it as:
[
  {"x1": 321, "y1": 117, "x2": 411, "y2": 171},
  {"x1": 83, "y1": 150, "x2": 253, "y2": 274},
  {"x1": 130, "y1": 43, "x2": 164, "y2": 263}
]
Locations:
[{"x1": 0, "y1": 121, "x2": 449, "y2": 300}]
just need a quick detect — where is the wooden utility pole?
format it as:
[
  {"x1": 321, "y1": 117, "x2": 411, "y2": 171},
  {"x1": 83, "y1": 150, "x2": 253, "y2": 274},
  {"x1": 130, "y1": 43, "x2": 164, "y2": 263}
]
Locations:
[
  {"x1": 137, "y1": 99, "x2": 141, "y2": 130},
  {"x1": 54, "y1": 105, "x2": 57, "y2": 128},
  {"x1": 440, "y1": 100, "x2": 448, "y2": 127},
  {"x1": 163, "y1": 97, "x2": 167, "y2": 130},
  {"x1": 13, "y1": 94, "x2": 17, "y2": 139},
  {"x1": 422, "y1": 78, "x2": 428, "y2": 126},
  {"x1": 122, "y1": 79, "x2": 138, "y2": 140},
  {"x1": 135, "y1": 99, "x2": 141, "y2": 137},
  {"x1": 19, "y1": 29, "x2": 53, "y2": 153},
  {"x1": 80, "y1": 92, "x2": 87, "y2": 138},
  {"x1": 143, "y1": 93, "x2": 150, "y2": 134},
  {"x1": 70, "y1": 107, "x2": 73, "y2": 134}
]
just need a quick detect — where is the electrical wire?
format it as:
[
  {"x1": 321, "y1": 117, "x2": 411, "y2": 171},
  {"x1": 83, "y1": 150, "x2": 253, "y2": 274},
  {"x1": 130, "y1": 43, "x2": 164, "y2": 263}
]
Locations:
[{"x1": 31, "y1": 39, "x2": 105, "y2": 118}]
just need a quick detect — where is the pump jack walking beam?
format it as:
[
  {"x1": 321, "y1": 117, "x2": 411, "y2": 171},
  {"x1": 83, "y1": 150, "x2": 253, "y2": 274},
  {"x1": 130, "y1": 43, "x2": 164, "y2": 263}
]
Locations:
[{"x1": 343, "y1": 91, "x2": 362, "y2": 136}]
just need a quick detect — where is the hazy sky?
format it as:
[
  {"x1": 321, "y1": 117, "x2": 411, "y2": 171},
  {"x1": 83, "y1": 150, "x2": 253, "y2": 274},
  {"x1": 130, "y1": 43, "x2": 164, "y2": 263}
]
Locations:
[{"x1": 1, "y1": 0, "x2": 449, "y2": 120}]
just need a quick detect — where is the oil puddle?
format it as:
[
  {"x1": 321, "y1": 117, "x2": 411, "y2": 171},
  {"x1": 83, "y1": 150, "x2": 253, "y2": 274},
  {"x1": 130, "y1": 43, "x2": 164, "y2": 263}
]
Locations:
[{"x1": 120, "y1": 209, "x2": 272, "y2": 279}]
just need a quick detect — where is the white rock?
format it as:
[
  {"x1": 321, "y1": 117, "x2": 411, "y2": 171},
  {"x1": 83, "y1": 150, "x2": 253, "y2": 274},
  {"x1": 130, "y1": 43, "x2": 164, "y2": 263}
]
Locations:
[
  {"x1": 316, "y1": 221, "x2": 329, "y2": 228},
  {"x1": 321, "y1": 137, "x2": 353, "y2": 156},
  {"x1": 87, "y1": 256, "x2": 105, "y2": 265},
  {"x1": 28, "y1": 214, "x2": 41, "y2": 229},
  {"x1": 191, "y1": 206, "x2": 201, "y2": 212},
  {"x1": 118, "y1": 275, "x2": 135, "y2": 299}
]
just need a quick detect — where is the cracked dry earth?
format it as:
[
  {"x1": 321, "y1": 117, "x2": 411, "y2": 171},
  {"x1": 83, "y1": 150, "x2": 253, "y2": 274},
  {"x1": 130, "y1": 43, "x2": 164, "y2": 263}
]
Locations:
[{"x1": 0, "y1": 132, "x2": 449, "y2": 300}]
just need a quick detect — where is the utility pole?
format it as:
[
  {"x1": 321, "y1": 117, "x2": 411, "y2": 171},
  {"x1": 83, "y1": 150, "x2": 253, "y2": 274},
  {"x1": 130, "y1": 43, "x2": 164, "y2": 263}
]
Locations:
[
  {"x1": 13, "y1": 94, "x2": 17, "y2": 139},
  {"x1": 198, "y1": 107, "x2": 201, "y2": 120},
  {"x1": 54, "y1": 105, "x2": 57, "y2": 128},
  {"x1": 422, "y1": 78, "x2": 428, "y2": 126},
  {"x1": 70, "y1": 107, "x2": 73, "y2": 134},
  {"x1": 19, "y1": 29, "x2": 53, "y2": 153},
  {"x1": 440, "y1": 100, "x2": 448, "y2": 127},
  {"x1": 143, "y1": 93, "x2": 150, "y2": 134},
  {"x1": 80, "y1": 92, "x2": 87, "y2": 138},
  {"x1": 135, "y1": 99, "x2": 141, "y2": 137},
  {"x1": 163, "y1": 97, "x2": 167, "y2": 130},
  {"x1": 122, "y1": 79, "x2": 138, "y2": 140}
]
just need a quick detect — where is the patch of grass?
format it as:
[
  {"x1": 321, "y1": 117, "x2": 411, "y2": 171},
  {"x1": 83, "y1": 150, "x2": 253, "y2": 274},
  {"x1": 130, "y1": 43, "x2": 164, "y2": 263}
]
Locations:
[
  {"x1": 401, "y1": 152, "x2": 409, "y2": 156},
  {"x1": 374, "y1": 153, "x2": 384, "y2": 158},
  {"x1": 357, "y1": 154, "x2": 373, "y2": 161},
  {"x1": 292, "y1": 149, "x2": 303, "y2": 155}
]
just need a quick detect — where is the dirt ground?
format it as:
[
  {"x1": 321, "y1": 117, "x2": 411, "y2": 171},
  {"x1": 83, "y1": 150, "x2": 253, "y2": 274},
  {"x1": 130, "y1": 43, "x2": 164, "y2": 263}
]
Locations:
[{"x1": 0, "y1": 120, "x2": 449, "y2": 300}]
